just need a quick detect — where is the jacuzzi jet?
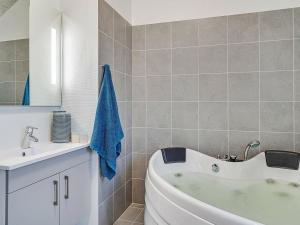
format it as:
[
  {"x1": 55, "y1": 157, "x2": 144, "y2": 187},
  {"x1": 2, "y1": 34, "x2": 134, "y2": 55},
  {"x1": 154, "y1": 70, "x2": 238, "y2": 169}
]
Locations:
[
  {"x1": 234, "y1": 190, "x2": 244, "y2": 195},
  {"x1": 175, "y1": 173, "x2": 183, "y2": 178},
  {"x1": 266, "y1": 178, "x2": 276, "y2": 184},
  {"x1": 276, "y1": 192, "x2": 290, "y2": 198},
  {"x1": 289, "y1": 182, "x2": 300, "y2": 188},
  {"x1": 173, "y1": 184, "x2": 180, "y2": 189}
]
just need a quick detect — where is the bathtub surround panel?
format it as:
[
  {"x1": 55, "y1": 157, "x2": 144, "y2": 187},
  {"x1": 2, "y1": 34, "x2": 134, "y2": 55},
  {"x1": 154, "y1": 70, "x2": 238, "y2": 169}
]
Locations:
[
  {"x1": 132, "y1": 7, "x2": 300, "y2": 204},
  {"x1": 98, "y1": 0, "x2": 133, "y2": 224}
]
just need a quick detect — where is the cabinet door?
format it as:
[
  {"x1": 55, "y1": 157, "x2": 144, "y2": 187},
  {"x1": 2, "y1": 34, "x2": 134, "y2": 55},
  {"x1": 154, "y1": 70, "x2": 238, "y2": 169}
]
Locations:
[
  {"x1": 60, "y1": 162, "x2": 91, "y2": 225},
  {"x1": 8, "y1": 174, "x2": 60, "y2": 225}
]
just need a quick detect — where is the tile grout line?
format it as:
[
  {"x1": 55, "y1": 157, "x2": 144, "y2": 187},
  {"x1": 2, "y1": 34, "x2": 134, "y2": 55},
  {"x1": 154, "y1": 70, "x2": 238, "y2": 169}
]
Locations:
[
  {"x1": 171, "y1": 23, "x2": 173, "y2": 147},
  {"x1": 0, "y1": 59, "x2": 28, "y2": 63},
  {"x1": 293, "y1": 9, "x2": 296, "y2": 152},
  {"x1": 143, "y1": 24, "x2": 148, "y2": 204},
  {"x1": 99, "y1": 29, "x2": 131, "y2": 51},
  {"x1": 131, "y1": 37, "x2": 296, "y2": 51},
  {"x1": 112, "y1": 9, "x2": 115, "y2": 222},
  {"x1": 124, "y1": 16, "x2": 128, "y2": 210},
  {"x1": 115, "y1": 205, "x2": 142, "y2": 224},
  {"x1": 131, "y1": 100, "x2": 300, "y2": 103},
  {"x1": 226, "y1": 16, "x2": 230, "y2": 156},
  {"x1": 14, "y1": 42, "x2": 17, "y2": 104},
  {"x1": 130, "y1": 23, "x2": 134, "y2": 207},
  {"x1": 122, "y1": 20, "x2": 127, "y2": 210},
  {"x1": 0, "y1": 81, "x2": 24, "y2": 84},
  {"x1": 130, "y1": 24, "x2": 134, "y2": 204},
  {"x1": 130, "y1": 127, "x2": 297, "y2": 134},
  {"x1": 113, "y1": 204, "x2": 144, "y2": 224},
  {"x1": 145, "y1": 25, "x2": 148, "y2": 155},
  {"x1": 131, "y1": 69, "x2": 298, "y2": 77},
  {"x1": 197, "y1": 19, "x2": 200, "y2": 152},
  {"x1": 132, "y1": 207, "x2": 144, "y2": 224},
  {"x1": 258, "y1": 12, "x2": 261, "y2": 152},
  {"x1": 130, "y1": 203, "x2": 145, "y2": 208}
]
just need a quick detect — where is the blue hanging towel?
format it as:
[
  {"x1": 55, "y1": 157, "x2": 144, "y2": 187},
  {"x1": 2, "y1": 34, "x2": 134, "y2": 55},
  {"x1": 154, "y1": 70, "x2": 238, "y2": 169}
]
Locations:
[
  {"x1": 22, "y1": 75, "x2": 30, "y2": 105},
  {"x1": 90, "y1": 65, "x2": 124, "y2": 180}
]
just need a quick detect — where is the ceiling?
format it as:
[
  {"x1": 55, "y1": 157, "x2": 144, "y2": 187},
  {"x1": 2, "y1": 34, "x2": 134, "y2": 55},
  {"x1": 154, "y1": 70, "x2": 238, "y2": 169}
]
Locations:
[{"x1": 106, "y1": 0, "x2": 300, "y2": 25}]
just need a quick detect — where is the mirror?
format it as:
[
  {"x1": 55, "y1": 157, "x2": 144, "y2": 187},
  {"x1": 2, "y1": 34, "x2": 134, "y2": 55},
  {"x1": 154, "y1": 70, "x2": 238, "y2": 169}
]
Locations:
[{"x1": 0, "y1": 0, "x2": 62, "y2": 106}]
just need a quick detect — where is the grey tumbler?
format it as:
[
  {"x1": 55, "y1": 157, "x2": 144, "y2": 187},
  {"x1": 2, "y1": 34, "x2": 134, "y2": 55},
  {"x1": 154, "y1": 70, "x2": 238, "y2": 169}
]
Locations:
[{"x1": 51, "y1": 111, "x2": 71, "y2": 143}]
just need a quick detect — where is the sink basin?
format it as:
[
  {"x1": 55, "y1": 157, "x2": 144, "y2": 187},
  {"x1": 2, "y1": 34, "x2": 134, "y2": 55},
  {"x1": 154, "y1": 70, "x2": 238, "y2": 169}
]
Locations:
[
  {"x1": 21, "y1": 145, "x2": 60, "y2": 157},
  {"x1": 4, "y1": 147, "x2": 50, "y2": 158},
  {"x1": 0, "y1": 143, "x2": 90, "y2": 170}
]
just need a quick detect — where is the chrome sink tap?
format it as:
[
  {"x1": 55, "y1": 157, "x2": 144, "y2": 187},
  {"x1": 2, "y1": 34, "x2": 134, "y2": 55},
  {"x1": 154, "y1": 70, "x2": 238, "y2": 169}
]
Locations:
[{"x1": 21, "y1": 126, "x2": 39, "y2": 149}]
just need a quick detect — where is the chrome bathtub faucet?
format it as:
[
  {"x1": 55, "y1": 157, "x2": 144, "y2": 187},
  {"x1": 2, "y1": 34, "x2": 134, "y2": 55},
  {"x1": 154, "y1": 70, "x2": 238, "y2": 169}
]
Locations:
[
  {"x1": 217, "y1": 154, "x2": 238, "y2": 162},
  {"x1": 217, "y1": 154, "x2": 229, "y2": 161},
  {"x1": 21, "y1": 126, "x2": 39, "y2": 149},
  {"x1": 244, "y1": 140, "x2": 260, "y2": 161}
]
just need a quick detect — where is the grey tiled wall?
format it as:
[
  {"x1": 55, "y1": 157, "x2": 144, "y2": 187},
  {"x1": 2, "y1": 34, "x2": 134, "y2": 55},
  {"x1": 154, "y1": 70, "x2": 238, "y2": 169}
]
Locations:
[
  {"x1": 0, "y1": 39, "x2": 29, "y2": 105},
  {"x1": 132, "y1": 8, "x2": 300, "y2": 203},
  {"x1": 98, "y1": 0, "x2": 132, "y2": 224}
]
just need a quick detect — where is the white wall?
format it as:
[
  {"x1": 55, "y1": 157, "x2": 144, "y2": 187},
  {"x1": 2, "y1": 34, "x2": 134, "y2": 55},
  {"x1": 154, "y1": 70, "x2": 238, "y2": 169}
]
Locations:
[
  {"x1": 61, "y1": 0, "x2": 98, "y2": 224},
  {"x1": 0, "y1": 0, "x2": 29, "y2": 42},
  {"x1": 105, "y1": 0, "x2": 131, "y2": 23},
  {"x1": 62, "y1": 0, "x2": 98, "y2": 138},
  {"x1": 0, "y1": 107, "x2": 55, "y2": 152},
  {"x1": 130, "y1": 0, "x2": 300, "y2": 25}
]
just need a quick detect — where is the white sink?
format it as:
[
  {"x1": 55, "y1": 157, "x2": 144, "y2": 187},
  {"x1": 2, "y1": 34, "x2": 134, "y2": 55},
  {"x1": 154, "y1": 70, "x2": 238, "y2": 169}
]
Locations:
[{"x1": 0, "y1": 143, "x2": 90, "y2": 170}]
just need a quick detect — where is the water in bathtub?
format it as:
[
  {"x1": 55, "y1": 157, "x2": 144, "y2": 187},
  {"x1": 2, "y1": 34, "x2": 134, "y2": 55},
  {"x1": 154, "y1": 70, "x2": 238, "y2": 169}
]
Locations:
[{"x1": 163, "y1": 172, "x2": 300, "y2": 225}]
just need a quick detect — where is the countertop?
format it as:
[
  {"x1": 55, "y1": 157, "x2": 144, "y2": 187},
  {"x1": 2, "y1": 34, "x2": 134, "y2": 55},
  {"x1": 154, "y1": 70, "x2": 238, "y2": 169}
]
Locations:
[{"x1": 0, "y1": 143, "x2": 90, "y2": 170}]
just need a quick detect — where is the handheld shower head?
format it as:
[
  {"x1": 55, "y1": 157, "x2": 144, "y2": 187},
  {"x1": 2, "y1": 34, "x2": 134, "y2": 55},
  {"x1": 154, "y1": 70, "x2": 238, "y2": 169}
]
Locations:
[
  {"x1": 244, "y1": 140, "x2": 260, "y2": 161},
  {"x1": 248, "y1": 140, "x2": 260, "y2": 148}
]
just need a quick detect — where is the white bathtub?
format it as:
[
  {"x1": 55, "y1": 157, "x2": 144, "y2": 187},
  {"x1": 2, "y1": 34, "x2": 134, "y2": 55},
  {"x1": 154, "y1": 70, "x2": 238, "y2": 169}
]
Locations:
[{"x1": 145, "y1": 149, "x2": 300, "y2": 225}]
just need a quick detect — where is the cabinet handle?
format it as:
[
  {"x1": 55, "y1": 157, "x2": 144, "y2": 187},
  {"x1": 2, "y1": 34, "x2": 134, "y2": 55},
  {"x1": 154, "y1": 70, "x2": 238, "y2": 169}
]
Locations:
[
  {"x1": 53, "y1": 180, "x2": 58, "y2": 206},
  {"x1": 64, "y1": 176, "x2": 69, "y2": 199}
]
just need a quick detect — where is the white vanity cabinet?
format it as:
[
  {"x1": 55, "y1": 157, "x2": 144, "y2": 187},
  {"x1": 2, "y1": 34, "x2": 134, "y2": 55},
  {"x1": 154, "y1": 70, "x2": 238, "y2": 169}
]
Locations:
[
  {"x1": 0, "y1": 171, "x2": 6, "y2": 225},
  {"x1": 3, "y1": 148, "x2": 91, "y2": 225}
]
